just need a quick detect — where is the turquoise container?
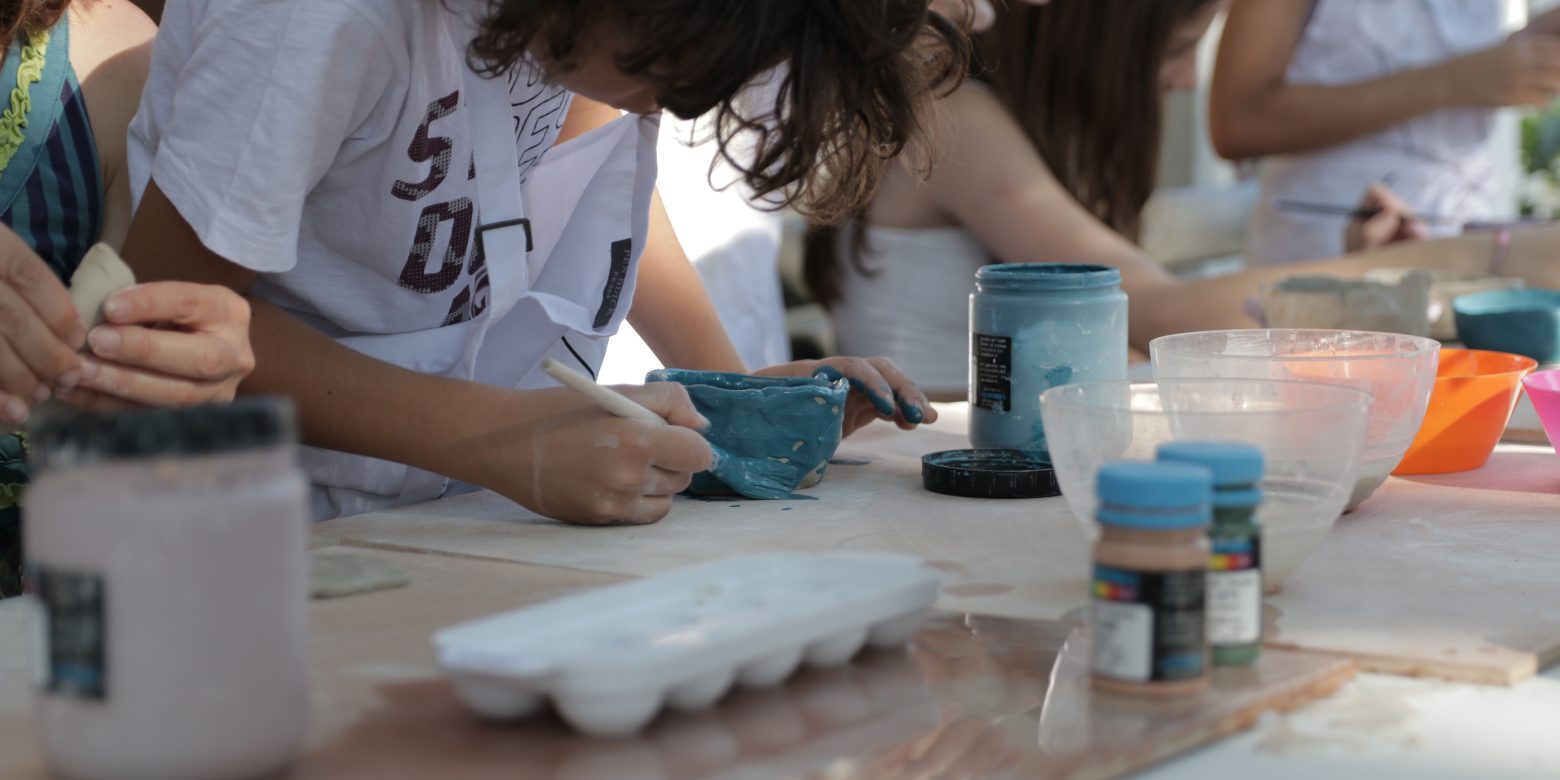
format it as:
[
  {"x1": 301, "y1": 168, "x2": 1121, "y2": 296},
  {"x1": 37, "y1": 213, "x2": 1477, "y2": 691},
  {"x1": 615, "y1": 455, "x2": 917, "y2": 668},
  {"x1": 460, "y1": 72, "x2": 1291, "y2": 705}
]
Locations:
[{"x1": 969, "y1": 263, "x2": 1128, "y2": 454}]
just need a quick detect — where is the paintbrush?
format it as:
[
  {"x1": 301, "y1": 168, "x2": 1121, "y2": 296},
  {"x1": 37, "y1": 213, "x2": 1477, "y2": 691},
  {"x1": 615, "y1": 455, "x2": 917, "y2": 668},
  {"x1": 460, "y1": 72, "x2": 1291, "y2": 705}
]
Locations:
[
  {"x1": 540, "y1": 358, "x2": 800, "y2": 500},
  {"x1": 1275, "y1": 199, "x2": 1462, "y2": 226}
]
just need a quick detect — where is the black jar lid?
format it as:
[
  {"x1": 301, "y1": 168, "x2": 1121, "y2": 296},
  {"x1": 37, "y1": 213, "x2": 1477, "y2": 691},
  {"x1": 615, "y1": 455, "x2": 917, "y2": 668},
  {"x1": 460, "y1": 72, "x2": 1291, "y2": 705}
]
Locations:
[
  {"x1": 922, "y1": 449, "x2": 1060, "y2": 499},
  {"x1": 31, "y1": 397, "x2": 297, "y2": 470}
]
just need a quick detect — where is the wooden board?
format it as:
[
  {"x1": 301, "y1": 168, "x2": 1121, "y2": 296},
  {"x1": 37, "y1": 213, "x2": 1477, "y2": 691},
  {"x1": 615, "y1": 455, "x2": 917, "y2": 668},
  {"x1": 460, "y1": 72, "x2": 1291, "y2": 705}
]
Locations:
[
  {"x1": 316, "y1": 406, "x2": 1560, "y2": 686},
  {"x1": 0, "y1": 549, "x2": 1354, "y2": 780},
  {"x1": 1266, "y1": 444, "x2": 1560, "y2": 685}
]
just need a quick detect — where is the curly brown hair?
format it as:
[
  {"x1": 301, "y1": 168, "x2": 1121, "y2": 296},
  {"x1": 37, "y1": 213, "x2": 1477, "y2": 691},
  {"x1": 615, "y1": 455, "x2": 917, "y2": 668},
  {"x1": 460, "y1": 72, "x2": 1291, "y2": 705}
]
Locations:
[
  {"x1": 465, "y1": 0, "x2": 968, "y2": 225},
  {"x1": 0, "y1": 0, "x2": 70, "y2": 53}
]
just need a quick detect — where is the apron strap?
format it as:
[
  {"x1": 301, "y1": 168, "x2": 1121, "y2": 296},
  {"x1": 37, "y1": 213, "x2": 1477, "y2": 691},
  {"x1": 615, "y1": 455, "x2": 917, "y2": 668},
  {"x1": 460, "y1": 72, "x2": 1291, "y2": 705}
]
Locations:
[{"x1": 447, "y1": 6, "x2": 532, "y2": 307}]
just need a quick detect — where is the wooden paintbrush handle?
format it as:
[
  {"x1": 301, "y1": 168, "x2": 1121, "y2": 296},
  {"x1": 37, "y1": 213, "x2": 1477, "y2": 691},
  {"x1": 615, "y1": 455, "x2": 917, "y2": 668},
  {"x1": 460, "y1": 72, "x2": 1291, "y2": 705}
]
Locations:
[{"x1": 540, "y1": 358, "x2": 667, "y2": 424}]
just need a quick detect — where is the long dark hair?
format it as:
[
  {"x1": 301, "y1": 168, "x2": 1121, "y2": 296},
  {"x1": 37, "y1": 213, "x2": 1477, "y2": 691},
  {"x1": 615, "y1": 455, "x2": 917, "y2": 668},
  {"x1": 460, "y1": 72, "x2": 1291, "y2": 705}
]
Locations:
[
  {"x1": 466, "y1": 0, "x2": 969, "y2": 226},
  {"x1": 805, "y1": 0, "x2": 1216, "y2": 305},
  {"x1": 0, "y1": 0, "x2": 69, "y2": 53}
]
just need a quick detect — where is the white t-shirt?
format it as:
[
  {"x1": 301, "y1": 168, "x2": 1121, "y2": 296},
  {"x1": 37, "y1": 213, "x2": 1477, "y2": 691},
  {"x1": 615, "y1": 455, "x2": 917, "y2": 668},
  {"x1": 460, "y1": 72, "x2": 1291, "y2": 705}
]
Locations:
[{"x1": 128, "y1": 0, "x2": 573, "y2": 339}]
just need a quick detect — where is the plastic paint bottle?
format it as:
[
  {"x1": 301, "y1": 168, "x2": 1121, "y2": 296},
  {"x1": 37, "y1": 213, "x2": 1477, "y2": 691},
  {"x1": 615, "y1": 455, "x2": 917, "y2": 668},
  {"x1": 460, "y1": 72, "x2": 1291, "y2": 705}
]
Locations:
[
  {"x1": 1158, "y1": 441, "x2": 1265, "y2": 666},
  {"x1": 968, "y1": 263, "x2": 1127, "y2": 455},
  {"x1": 25, "y1": 400, "x2": 310, "y2": 780},
  {"x1": 1090, "y1": 461, "x2": 1211, "y2": 696}
]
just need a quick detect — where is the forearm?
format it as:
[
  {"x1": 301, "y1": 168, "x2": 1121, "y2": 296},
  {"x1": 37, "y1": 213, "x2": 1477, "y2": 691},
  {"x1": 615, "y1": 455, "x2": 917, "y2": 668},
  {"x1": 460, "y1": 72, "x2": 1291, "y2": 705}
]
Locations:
[
  {"x1": 241, "y1": 300, "x2": 591, "y2": 489},
  {"x1": 1212, "y1": 65, "x2": 1452, "y2": 160},
  {"x1": 1132, "y1": 227, "x2": 1560, "y2": 342},
  {"x1": 629, "y1": 193, "x2": 747, "y2": 372}
]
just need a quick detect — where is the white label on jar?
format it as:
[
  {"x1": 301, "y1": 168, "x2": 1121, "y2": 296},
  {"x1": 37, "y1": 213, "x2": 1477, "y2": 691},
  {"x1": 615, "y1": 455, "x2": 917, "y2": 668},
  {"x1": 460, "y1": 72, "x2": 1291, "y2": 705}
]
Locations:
[
  {"x1": 1209, "y1": 570, "x2": 1262, "y2": 645},
  {"x1": 1091, "y1": 599, "x2": 1153, "y2": 682}
]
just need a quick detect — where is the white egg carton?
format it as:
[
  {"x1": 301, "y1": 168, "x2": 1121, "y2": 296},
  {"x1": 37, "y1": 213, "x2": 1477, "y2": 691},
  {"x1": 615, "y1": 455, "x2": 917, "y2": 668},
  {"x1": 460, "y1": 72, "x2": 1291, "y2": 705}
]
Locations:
[{"x1": 433, "y1": 552, "x2": 941, "y2": 737}]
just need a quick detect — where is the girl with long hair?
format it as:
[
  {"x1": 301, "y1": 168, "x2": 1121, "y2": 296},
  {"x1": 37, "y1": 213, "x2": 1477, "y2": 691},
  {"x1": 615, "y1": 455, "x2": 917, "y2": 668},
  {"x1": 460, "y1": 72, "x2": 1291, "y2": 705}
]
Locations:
[{"x1": 808, "y1": 0, "x2": 1560, "y2": 396}]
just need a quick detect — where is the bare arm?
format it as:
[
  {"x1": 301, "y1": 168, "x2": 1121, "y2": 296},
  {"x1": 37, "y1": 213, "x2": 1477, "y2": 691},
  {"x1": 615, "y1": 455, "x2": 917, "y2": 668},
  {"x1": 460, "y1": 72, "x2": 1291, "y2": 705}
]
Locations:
[
  {"x1": 630, "y1": 193, "x2": 748, "y2": 372},
  {"x1": 121, "y1": 180, "x2": 713, "y2": 524},
  {"x1": 557, "y1": 97, "x2": 747, "y2": 372},
  {"x1": 1211, "y1": 0, "x2": 1560, "y2": 160},
  {"x1": 917, "y1": 84, "x2": 1560, "y2": 346},
  {"x1": 918, "y1": 84, "x2": 1179, "y2": 348}
]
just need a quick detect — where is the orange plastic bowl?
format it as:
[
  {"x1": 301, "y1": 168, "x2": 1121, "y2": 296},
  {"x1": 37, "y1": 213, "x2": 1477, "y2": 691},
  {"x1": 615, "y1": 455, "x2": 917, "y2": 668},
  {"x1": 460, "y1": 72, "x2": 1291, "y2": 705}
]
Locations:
[{"x1": 1394, "y1": 349, "x2": 1537, "y2": 475}]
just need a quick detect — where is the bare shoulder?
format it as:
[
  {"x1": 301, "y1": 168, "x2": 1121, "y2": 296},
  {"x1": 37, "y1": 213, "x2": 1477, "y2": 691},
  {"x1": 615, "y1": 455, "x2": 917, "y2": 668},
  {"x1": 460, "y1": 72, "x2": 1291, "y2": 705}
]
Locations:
[
  {"x1": 871, "y1": 82, "x2": 1026, "y2": 228},
  {"x1": 66, "y1": 0, "x2": 157, "y2": 157},
  {"x1": 69, "y1": 0, "x2": 157, "y2": 80},
  {"x1": 67, "y1": 0, "x2": 159, "y2": 249},
  {"x1": 933, "y1": 81, "x2": 1031, "y2": 160}
]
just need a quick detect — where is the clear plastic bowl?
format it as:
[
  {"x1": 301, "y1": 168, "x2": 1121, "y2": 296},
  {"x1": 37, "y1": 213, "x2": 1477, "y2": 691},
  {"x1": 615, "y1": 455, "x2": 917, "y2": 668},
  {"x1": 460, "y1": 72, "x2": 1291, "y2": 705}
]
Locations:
[
  {"x1": 1150, "y1": 329, "x2": 1438, "y2": 509},
  {"x1": 1039, "y1": 379, "x2": 1370, "y2": 591}
]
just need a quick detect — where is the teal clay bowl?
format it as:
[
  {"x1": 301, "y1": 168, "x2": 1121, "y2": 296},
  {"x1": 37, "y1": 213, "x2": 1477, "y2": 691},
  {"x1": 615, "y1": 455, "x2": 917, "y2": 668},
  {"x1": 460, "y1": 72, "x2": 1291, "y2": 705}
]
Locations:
[
  {"x1": 646, "y1": 370, "x2": 850, "y2": 497},
  {"x1": 1453, "y1": 289, "x2": 1560, "y2": 365}
]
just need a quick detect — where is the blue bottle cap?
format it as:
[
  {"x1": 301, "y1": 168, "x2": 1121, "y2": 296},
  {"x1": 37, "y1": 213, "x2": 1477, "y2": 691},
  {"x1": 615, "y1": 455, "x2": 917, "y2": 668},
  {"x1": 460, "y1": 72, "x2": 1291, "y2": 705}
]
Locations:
[
  {"x1": 1096, "y1": 461, "x2": 1212, "y2": 529},
  {"x1": 1156, "y1": 441, "x2": 1264, "y2": 508}
]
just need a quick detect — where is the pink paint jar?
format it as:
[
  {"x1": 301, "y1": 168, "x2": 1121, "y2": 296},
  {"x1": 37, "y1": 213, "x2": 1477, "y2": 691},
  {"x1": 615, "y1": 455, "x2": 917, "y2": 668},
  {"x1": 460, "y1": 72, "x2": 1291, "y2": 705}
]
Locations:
[{"x1": 26, "y1": 400, "x2": 309, "y2": 780}]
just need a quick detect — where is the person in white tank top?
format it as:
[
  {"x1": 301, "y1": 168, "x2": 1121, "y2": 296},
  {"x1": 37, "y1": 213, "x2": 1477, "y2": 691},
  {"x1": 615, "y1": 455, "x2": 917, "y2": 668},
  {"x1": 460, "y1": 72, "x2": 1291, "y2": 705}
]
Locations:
[
  {"x1": 808, "y1": 0, "x2": 1560, "y2": 394},
  {"x1": 1213, "y1": 0, "x2": 1560, "y2": 265}
]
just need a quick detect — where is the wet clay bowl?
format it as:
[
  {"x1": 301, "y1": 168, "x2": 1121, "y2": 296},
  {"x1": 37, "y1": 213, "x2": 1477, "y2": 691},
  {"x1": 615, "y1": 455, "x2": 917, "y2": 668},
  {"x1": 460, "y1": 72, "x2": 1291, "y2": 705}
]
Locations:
[
  {"x1": 1394, "y1": 350, "x2": 1537, "y2": 475},
  {"x1": 1150, "y1": 329, "x2": 1438, "y2": 510},
  {"x1": 1523, "y1": 369, "x2": 1560, "y2": 456},
  {"x1": 1039, "y1": 379, "x2": 1370, "y2": 592},
  {"x1": 1453, "y1": 288, "x2": 1560, "y2": 365},
  {"x1": 646, "y1": 369, "x2": 849, "y2": 496}
]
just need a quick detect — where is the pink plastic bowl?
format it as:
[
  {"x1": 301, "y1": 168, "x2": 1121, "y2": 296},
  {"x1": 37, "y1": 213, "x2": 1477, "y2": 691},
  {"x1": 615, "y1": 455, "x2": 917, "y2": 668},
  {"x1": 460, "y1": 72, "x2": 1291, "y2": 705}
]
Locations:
[{"x1": 1523, "y1": 369, "x2": 1560, "y2": 455}]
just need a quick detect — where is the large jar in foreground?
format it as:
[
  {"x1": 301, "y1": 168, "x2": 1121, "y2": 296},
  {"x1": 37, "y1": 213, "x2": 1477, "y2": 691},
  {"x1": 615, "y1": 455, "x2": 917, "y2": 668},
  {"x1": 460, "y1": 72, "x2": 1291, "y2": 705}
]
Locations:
[
  {"x1": 969, "y1": 263, "x2": 1128, "y2": 454},
  {"x1": 26, "y1": 399, "x2": 309, "y2": 780}
]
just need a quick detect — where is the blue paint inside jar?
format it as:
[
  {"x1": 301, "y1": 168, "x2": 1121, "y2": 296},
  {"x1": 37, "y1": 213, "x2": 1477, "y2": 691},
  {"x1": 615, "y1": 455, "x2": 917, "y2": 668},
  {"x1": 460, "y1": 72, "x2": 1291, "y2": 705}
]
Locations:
[{"x1": 968, "y1": 263, "x2": 1128, "y2": 455}]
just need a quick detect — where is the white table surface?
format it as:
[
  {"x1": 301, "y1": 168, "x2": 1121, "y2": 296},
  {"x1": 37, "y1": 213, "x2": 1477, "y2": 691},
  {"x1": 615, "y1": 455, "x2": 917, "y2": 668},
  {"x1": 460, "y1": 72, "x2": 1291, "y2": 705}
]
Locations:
[{"x1": 313, "y1": 399, "x2": 1560, "y2": 779}]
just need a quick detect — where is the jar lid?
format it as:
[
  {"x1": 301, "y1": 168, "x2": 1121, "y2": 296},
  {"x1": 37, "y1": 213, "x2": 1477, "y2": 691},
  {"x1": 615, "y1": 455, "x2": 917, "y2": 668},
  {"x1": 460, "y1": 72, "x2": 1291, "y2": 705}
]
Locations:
[
  {"x1": 975, "y1": 263, "x2": 1122, "y2": 291},
  {"x1": 1096, "y1": 461, "x2": 1212, "y2": 529},
  {"x1": 1156, "y1": 441, "x2": 1264, "y2": 508},
  {"x1": 922, "y1": 449, "x2": 1060, "y2": 499},
  {"x1": 32, "y1": 397, "x2": 297, "y2": 470}
]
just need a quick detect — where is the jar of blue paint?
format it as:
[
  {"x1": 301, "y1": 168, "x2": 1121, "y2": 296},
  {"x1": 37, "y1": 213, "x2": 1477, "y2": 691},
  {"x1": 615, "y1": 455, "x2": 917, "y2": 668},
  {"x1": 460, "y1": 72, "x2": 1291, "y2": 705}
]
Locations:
[{"x1": 969, "y1": 263, "x2": 1127, "y2": 454}]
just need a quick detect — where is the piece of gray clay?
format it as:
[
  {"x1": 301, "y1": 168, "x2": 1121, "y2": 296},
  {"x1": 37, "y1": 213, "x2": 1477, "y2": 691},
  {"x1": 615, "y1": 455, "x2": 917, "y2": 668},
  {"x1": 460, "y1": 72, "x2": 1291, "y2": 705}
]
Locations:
[
  {"x1": 646, "y1": 369, "x2": 849, "y2": 500},
  {"x1": 1262, "y1": 272, "x2": 1433, "y2": 337},
  {"x1": 69, "y1": 243, "x2": 137, "y2": 330},
  {"x1": 29, "y1": 245, "x2": 138, "y2": 423},
  {"x1": 310, "y1": 552, "x2": 411, "y2": 600}
]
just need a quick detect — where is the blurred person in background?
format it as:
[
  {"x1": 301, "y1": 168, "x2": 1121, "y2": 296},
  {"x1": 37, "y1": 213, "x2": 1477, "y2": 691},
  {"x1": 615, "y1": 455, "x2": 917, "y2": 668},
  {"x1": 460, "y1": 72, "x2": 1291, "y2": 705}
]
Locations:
[
  {"x1": 1214, "y1": 0, "x2": 1560, "y2": 265},
  {"x1": 806, "y1": 0, "x2": 1560, "y2": 397}
]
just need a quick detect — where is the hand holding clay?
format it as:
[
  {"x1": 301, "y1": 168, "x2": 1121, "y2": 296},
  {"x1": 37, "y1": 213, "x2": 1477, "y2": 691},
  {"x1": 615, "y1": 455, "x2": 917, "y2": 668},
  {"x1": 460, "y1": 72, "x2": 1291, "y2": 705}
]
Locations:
[
  {"x1": 755, "y1": 356, "x2": 936, "y2": 436},
  {"x1": 58, "y1": 282, "x2": 256, "y2": 411},
  {"x1": 1345, "y1": 183, "x2": 1430, "y2": 254},
  {"x1": 0, "y1": 228, "x2": 86, "y2": 424},
  {"x1": 482, "y1": 382, "x2": 714, "y2": 526}
]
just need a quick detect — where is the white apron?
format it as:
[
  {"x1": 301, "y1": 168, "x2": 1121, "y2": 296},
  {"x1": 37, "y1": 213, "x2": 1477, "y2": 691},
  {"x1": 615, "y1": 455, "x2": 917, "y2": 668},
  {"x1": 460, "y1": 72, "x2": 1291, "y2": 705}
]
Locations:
[
  {"x1": 1247, "y1": 0, "x2": 1507, "y2": 266},
  {"x1": 304, "y1": 57, "x2": 660, "y2": 520}
]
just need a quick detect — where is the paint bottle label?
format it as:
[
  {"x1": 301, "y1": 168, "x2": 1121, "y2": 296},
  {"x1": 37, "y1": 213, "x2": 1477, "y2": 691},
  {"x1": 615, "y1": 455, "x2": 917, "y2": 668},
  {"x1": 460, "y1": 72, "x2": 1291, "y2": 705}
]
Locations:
[
  {"x1": 30, "y1": 565, "x2": 108, "y2": 700},
  {"x1": 1091, "y1": 565, "x2": 1205, "y2": 682},
  {"x1": 971, "y1": 333, "x2": 1012, "y2": 412},
  {"x1": 1208, "y1": 535, "x2": 1262, "y2": 645}
]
